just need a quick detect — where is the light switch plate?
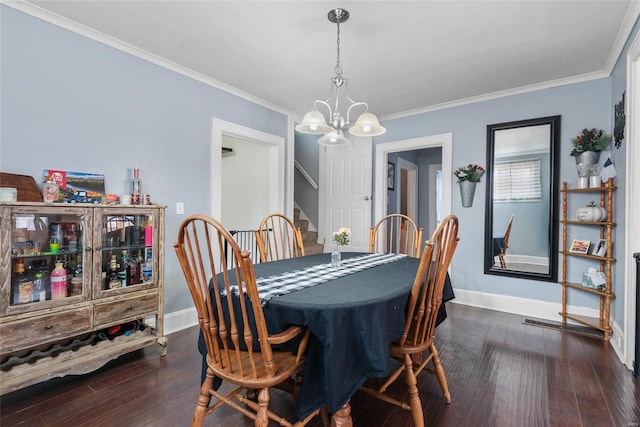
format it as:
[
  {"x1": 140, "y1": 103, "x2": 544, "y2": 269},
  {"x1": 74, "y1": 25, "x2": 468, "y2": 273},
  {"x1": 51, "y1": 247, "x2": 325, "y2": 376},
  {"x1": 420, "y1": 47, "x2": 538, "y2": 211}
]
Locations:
[{"x1": 176, "y1": 202, "x2": 184, "y2": 215}]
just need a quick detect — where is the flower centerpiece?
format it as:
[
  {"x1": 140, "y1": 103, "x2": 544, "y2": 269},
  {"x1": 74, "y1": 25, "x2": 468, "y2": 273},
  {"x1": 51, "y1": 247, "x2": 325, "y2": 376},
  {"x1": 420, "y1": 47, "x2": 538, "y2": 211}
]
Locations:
[
  {"x1": 332, "y1": 227, "x2": 351, "y2": 246},
  {"x1": 331, "y1": 227, "x2": 350, "y2": 267},
  {"x1": 454, "y1": 164, "x2": 485, "y2": 183},
  {"x1": 454, "y1": 164, "x2": 484, "y2": 207}
]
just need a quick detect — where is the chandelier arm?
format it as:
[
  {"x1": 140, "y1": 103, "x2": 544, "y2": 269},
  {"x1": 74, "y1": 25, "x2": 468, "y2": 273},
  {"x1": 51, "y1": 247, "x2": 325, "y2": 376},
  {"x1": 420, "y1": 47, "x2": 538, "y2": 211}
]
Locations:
[
  {"x1": 313, "y1": 99, "x2": 333, "y2": 119},
  {"x1": 345, "y1": 101, "x2": 369, "y2": 126}
]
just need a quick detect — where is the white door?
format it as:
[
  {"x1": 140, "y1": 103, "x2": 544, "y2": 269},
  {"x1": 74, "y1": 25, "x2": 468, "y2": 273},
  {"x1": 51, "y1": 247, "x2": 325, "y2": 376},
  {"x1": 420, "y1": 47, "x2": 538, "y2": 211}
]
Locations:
[{"x1": 319, "y1": 136, "x2": 372, "y2": 252}]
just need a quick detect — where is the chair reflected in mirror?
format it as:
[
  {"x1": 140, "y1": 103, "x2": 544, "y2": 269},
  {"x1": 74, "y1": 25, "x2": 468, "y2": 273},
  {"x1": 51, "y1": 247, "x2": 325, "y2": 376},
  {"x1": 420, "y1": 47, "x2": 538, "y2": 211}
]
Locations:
[{"x1": 496, "y1": 214, "x2": 514, "y2": 269}]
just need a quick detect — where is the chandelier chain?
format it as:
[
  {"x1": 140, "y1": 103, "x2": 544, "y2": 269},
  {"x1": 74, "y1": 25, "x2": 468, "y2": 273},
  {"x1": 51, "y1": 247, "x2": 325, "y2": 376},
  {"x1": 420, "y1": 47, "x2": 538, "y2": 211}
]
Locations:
[{"x1": 335, "y1": 20, "x2": 342, "y2": 77}]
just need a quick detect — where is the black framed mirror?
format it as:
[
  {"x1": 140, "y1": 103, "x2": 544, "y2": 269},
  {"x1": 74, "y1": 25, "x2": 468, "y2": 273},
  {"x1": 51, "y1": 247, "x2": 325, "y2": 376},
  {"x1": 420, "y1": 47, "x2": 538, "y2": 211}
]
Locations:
[{"x1": 484, "y1": 115, "x2": 560, "y2": 282}]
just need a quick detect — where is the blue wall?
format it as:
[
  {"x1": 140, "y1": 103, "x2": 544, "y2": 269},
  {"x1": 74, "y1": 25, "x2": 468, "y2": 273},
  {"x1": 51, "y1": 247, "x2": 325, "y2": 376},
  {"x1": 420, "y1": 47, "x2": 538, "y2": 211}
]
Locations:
[
  {"x1": 0, "y1": 6, "x2": 289, "y2": 314},
  {"x1": 377, "y1": 79, "x2": 612, "y2": 306}
]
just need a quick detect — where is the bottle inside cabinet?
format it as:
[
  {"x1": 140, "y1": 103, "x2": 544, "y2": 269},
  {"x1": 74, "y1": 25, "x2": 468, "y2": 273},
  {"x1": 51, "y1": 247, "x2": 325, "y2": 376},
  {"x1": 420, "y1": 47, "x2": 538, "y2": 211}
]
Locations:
[
  {"x1": 9, "y1": 211, "x2": 86, "y2": 307},
  {"x1": 101, "y1": 213, "x2": 154, "y2": 290}
]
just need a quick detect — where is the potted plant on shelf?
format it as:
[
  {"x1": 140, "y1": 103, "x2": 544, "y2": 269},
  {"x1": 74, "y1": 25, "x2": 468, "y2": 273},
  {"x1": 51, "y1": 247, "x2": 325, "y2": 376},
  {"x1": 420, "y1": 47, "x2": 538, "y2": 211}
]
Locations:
[
  {"x1": 571, "y1": 128, "x2": 611, "y2": 164},
  {"x1": 454, "y1": 164, "x2": 485, "y2": 208}
]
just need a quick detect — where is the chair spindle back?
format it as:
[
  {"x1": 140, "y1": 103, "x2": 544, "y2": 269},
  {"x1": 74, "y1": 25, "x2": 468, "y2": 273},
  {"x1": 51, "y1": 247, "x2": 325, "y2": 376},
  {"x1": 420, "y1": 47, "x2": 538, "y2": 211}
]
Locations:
[
  {"x1": 255, "y1": 213, "x2": 305, "y2": 263},
  {"x1": 400, "y1": 215, "x2": 459, "y2": 349},
  {"x1": 174, "y1": 215, "x2": 274, "y2": 380},
  {"x1": 369, "y1": 213, "x2": 424, "y2": 257}
]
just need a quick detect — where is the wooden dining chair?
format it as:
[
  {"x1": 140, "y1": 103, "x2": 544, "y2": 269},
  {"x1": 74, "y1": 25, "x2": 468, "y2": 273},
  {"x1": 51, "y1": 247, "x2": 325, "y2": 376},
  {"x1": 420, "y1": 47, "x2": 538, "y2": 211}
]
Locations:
[
  {"x1": 359, "y1": 214, "x2": 459, "y2": 427},
  {"x1": 174, "y1": 214, "x2": 320, "y2": 427},
  {"x1": 369, "y1": 213, "x2": 424, "y2": 257},
  {"x1": 255, "y1": 213, "x2": 305, "y2": 263},
  {"x1": 498, "y1": 214, "x2": 515, "y2": 269}
]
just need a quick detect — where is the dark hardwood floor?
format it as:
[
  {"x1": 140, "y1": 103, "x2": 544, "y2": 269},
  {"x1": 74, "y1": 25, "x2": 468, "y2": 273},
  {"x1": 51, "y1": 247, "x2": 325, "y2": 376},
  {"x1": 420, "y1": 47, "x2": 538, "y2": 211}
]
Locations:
[{"x1": 2, "y1": 303, "x2": 638, "y2": 426}]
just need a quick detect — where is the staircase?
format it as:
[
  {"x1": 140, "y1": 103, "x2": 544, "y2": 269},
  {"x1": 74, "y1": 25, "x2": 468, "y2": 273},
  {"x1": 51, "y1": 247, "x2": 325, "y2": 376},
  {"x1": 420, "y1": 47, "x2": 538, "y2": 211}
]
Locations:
[{"x1": 294, "y1": 208, "x2": 324, "y2": 255}]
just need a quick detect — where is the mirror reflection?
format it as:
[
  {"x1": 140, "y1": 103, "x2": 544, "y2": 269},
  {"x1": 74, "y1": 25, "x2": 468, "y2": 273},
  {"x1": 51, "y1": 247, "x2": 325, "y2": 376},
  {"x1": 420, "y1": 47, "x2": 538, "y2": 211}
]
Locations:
[{"x1": 484, "y1": 116, "x2": 560, "y2": 282}]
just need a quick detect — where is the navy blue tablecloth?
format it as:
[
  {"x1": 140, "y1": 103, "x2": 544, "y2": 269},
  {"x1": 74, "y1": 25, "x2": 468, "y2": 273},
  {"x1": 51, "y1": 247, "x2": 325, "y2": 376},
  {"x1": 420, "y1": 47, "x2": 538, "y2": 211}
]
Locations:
[{"x1": 198, "y1": 252, "x2": 454, "y2": 419}]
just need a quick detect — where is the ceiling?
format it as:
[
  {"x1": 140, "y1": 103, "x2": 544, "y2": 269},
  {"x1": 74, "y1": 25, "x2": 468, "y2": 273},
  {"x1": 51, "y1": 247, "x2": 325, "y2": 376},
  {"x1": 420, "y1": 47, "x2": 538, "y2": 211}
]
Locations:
[{"x1": 17, "y1": 1, "x2": 639, "y2": 120}]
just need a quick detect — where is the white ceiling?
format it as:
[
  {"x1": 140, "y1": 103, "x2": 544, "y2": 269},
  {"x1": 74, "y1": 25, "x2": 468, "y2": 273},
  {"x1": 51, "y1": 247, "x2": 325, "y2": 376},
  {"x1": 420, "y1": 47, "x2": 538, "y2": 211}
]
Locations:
[{"x1": 16, "y1": 0, "x2": 639, "y2": 120}]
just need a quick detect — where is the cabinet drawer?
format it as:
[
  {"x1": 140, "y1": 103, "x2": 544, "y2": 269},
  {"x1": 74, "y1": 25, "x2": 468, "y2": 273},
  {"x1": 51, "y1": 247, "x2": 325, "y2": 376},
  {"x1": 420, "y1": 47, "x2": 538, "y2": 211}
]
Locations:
[
  {"x1": 94, "y1": 294, "x2": 158, "y2": 327},
  {"x1": 0, "y1": 307, "x2": 92, "y2": 354}
]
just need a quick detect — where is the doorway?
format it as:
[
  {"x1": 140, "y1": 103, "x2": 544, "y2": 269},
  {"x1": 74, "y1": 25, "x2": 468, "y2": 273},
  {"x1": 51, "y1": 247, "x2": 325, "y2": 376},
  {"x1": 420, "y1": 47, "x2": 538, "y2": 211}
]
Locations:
[
  {"x1": 374, "y1": 133, "x2": 453, "y2": 232},
  {"x1": 396, "y1": 157, "x2": 418, "y2": 223},
  {"x1": 211, "y1": 119, "x2": 285, "y2": 226},
  {"x1": 623, "y1": 31, "x2": 640, "y2": 371}
]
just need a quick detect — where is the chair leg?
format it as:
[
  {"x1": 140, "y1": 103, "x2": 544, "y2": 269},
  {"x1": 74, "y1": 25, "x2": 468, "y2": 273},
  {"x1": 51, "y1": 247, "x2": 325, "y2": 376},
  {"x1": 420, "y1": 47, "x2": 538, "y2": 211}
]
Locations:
[
  {"x1": 255, "y1": 387, "x2": 270, "y2": 427},
  {"x1": 192, "y1": 368, "x2": 214, "y2": 427},
  {"x1": 499, "y1": 253, "x2": 507, "y2": 269},
  {"x1": 403, "y1": 354, "x2": 424, "y2": 427},
  {"x1": 331, "y1": 402, "x2": 352, "y2": 427},
  {"x1": 430, "y1": 344, "x2": 451, "y2": 403}
]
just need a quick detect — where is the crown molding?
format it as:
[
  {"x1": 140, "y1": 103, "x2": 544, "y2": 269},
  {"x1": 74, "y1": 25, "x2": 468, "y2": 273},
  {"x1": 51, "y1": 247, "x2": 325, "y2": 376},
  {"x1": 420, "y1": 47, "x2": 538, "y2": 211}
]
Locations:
[
  {"x1": 382, "y1": 70, "x2": 610, "y2": 121},
  {"x1": 605, "y1": 0, "x2": 640, "y2": 71},
  {"x1": 384, "y1": 2, "x2": 639, "y2": 123},
  {"x1": 3, "y1": 0, "x2": 294, "y2": 118}
]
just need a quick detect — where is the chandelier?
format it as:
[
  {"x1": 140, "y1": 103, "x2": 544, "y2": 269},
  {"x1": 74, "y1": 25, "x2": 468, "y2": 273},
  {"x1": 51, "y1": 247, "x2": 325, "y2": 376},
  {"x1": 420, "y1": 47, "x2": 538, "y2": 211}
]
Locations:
[{"x1": 295, "y1": 8, "x2": 386, "y2": 146}]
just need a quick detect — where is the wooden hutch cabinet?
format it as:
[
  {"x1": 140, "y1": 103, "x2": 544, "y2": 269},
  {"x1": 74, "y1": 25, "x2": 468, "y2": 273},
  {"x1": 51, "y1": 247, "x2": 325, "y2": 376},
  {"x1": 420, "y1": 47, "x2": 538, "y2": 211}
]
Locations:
[
  {"x1": 0, "y1": 202, "x2": 167, "y2": 394},
  {"x1": 559, "y1": 178, "x2": 616, "y2": 340}
]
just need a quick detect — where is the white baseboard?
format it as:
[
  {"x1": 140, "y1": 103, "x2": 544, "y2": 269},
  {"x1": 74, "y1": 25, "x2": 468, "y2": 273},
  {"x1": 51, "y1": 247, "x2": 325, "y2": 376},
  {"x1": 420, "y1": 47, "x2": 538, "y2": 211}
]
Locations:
[
  {"x1": 163, "y1": 307, "x2": 198, "y2": 335},
  {"x1": 610, "y1": 319, "x2": 629, "y2": 369},
  {"x1": 451, "y1": 288, "x2": 599, "y2": 322}
]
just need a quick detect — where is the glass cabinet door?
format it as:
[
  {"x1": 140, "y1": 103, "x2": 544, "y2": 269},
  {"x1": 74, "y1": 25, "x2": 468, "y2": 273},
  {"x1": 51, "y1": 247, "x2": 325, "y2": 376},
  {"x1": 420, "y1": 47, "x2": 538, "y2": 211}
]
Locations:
[
  {"x1": 99, "y1": 211, "x2": 155, "y2": 295},
  {"x1": 9, "y1": 209, "x2": 89, "y2": 310}
]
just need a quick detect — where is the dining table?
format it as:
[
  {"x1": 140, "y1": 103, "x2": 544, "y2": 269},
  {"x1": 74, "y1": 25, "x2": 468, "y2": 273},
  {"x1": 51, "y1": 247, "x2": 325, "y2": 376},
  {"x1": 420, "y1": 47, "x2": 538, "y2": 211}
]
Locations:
[{"x1": 198, "y1": 251, "x2": 455, "y2": 424}]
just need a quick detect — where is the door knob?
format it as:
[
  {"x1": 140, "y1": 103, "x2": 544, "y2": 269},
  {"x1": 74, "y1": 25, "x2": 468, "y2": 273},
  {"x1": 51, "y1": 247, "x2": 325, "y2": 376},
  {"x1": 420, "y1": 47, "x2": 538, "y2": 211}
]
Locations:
[{"x1": 363, "y1": 196, "x2": 370, "y2": 201}]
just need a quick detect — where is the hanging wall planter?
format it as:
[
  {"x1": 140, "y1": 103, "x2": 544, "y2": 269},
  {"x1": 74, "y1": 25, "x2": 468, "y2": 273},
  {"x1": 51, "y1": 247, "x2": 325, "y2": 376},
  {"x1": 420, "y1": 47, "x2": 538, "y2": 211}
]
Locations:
[
  {"x1": 459, "y1": 181, "x2": 477, "y2": 208},
  {"x1": 454, "y1": 164, "x2": 485, "y2": 208}
]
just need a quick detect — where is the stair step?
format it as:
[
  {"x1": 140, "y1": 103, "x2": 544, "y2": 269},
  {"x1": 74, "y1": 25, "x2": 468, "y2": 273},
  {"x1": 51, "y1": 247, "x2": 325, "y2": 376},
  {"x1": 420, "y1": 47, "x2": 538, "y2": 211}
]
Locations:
[
  {"x1": 294, "y1": 207, "x2": 323, "y2": 254},
  {"x1": 304, "y1": 242, "x2": 324, "y2": 255},
  {"x1": 295, "y1": 219, "x2": 309, "y2": 233}
]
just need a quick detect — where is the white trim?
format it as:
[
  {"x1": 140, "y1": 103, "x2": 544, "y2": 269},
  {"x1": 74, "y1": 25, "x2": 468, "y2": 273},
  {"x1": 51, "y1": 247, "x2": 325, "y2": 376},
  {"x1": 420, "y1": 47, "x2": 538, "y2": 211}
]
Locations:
[
  {"x1": 381, "y1": 71, "x2": 609, "y2": 121},
  {"x1": 4, "y1": 0, "x2": 292, "y2": 117},
  {"x1": 610, "y1": 319, "x2": 626, "y2": 365},
  {"x1": 163, "y1": 307, "x2": 198, "y2": 336},
  {"x1": 211, "y1": 119, "x2": 285, "y2": 220},
  {"x1": 375, "y1": 134, "x2": 453, "y2": 226},
  {"x1": 605, "y1": 1, "x2": 640, "y2": 72},
  {"x1": 8, "y1": 0, "x2": 639, "y2": 127},
  {"x1": 451, "y1": 289, "x2": 599, "y2": 324},
  {"x1": 452, "y1": 290, "x2": 627, "y2": 369},
  {"x1": 383, "y1": 2, "x2": 639, "y2": 122},
  {"x1": 294, "y1": 159, "x2": 319, "y2": 190},
  {"x1": 396, "y1": 157, "x2": 418, "y2": 221},
  {"x1": 623, "y1": 29, "x2": 640, "y2": 371},
  {"x1": 285, "y1": 117, "x2": 296, "y2": 219}
]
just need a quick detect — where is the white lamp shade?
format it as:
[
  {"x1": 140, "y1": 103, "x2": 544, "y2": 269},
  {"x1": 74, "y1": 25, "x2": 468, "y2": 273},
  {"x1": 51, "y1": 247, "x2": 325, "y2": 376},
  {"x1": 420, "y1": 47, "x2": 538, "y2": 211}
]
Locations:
[
  {"x1": 295, "y1": 110, "x2": 334, "y2": 135},
  {"x1": 348, "y1": 112, "x2": 386, "y2": 137},
  {"x1": 318, "y1": 130, "x2": 350, "y2": 146}
]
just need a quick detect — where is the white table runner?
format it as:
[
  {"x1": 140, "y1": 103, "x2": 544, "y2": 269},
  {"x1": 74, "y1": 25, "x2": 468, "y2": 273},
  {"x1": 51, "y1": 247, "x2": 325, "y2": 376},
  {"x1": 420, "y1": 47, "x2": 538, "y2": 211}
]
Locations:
[{"x1": 226, "y1": 252, "x2": 407, "y2": 305}]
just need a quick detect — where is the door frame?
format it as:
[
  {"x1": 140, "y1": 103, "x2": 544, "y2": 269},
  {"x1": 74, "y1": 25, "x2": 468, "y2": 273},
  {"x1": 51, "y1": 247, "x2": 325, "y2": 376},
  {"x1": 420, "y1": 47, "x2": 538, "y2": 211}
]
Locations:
[
  {"x1": 623, "y1": 30, "x2": 640, "y2": 370},
  {"x1": 396, "y1": 157, "x2": 418, "y2": 221},
  {"x1": 374, "y1": 133, "x2": 453, "y2": 225},
  {"x1": 211, "y1": 118, "x2": 285, "y2": 220}
]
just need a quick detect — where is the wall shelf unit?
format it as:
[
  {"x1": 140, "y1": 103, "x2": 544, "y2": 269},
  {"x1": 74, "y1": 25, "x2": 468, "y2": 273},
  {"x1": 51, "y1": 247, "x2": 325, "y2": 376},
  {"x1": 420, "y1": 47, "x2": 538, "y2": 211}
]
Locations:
[{"x1": 559, "y1": 178, "x2": 616, "y2": 340}]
